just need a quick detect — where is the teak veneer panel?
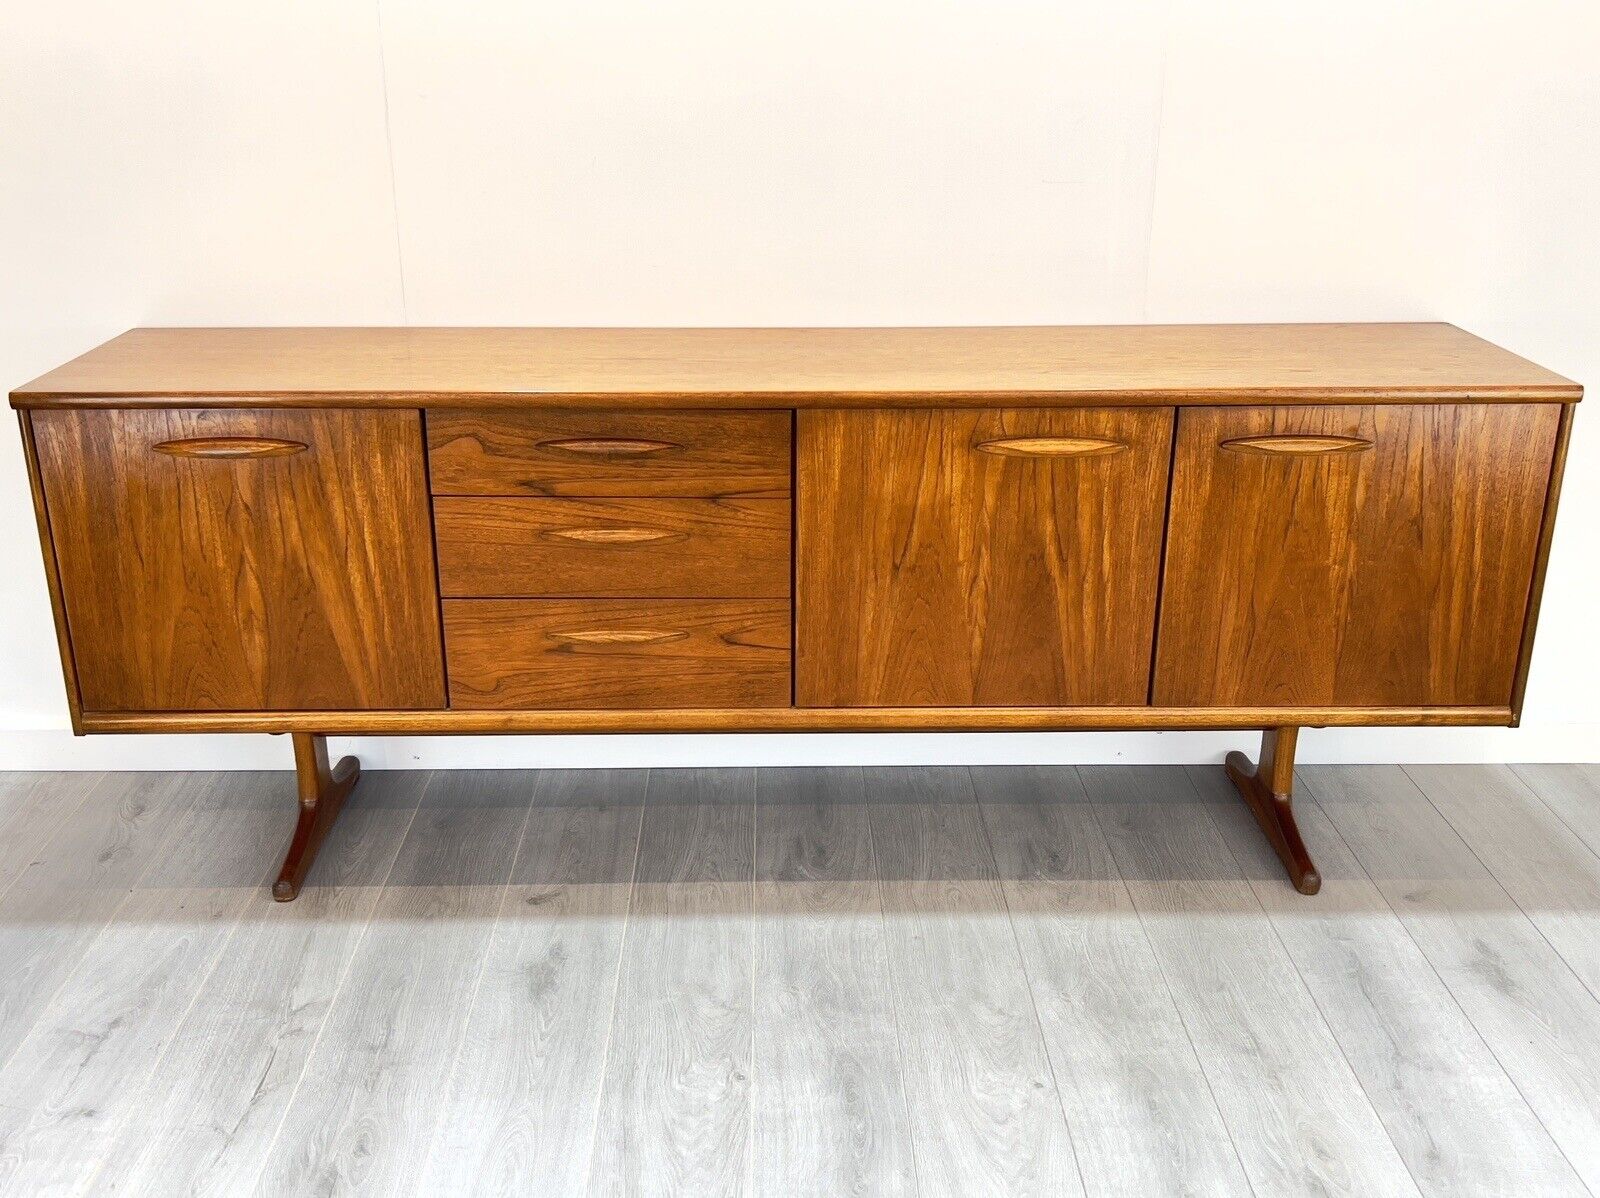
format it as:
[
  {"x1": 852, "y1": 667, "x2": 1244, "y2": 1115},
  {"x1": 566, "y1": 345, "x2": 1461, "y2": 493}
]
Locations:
[
  {"x1": 427, "y1": 409, "x2": 790, "y2": 496},
  {"x1": 1154, "y1": 403, "x2": 1562, "y2": 708},
  {"x1": 444, "y1": 599, "x2": 791, "y2": 709},
  {"x1": 12, "y1": 324, "x2": 1579, "y2": 407},
  {"x1": 31, "y1": 408, "x2": 445, "y2": 711},
  {"x1": 434, "y1": 496, "x2": 790, "y2": 598},
  {"x1": 797, "y1": 407, "x2": 1172, "y2": 707}
]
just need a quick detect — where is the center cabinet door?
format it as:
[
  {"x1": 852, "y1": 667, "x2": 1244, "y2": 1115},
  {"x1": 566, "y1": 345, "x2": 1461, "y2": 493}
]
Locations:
[{"x1": 797, "y1": 408, "x2": 1173, "y2": 706}]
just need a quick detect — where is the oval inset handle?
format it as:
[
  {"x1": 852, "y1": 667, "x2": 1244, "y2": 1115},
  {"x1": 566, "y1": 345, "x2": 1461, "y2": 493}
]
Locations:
[
  {"x1": 1220, "y1": 435, "x2": 1373, "y2": 457},
  {"x1": 549, "y1": 628, "x2": 688, "y2": 645},
  {"x1": 545, "y1": 527, "x2": 683, "y2": 545},
  {"x1": 536, "y1": 437, "x2": 679, "y2": 457},
  {"x1": 974, "y1": 436, "x2": 1128, "y2": 459},
  {"x1": 152, "y1": 436, "x2": 307, "y2": 460}
]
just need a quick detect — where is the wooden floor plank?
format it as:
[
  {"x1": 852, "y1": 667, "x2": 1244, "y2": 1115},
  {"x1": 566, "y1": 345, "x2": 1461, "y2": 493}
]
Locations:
[
  {"x1": 972, "y1": 765, "x2": 1251, "y2": 1198},
  {"x1": 0, "y1": 772, "x2": 285, "y2": 1196},
  {"x1": 0, "y1": 773, "x2": 104, "y2": 906},
  {"x1": 97, "y1": 769, "x2": 429, "y2": 1197},
  {"x1": 753, "y1": 767, "x2": 917, "y2": 1198},
  {"x1": 1194, "y1": 765, "x2": 1583, "y2": 1197},
  {"x1": 1510, "y1": 764, "x2": 1600, "y2": 862},
  {"x1": 867, "y1": 766, "x2": 1083, "y2": 1198},
  {"x1": 1408, "y1": 763, "x2": 1600, "y2": 999},
  {"x1": 0, "y1": 773, "x2": 208, "y2": 1071},
  {"x1": 1307, "y1": 764, "x2": 1600, "y2": 1194},
  {"x1": 418, "y1": 769, "x2": 645, "y2": 1196},
  {"x1": 248, "y1": 770, "x2": 533, "y2": 1197},
  {"x1": 1084, "y1": 765, "x2": 1419, "y2": 1197},
  {"x1": 588, "y1": 768, "x2": 755, "y2": 1198}
]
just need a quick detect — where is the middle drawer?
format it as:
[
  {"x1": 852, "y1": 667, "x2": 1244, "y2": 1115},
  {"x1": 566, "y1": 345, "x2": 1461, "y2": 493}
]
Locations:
[{"x1": 434, "y1": 496, "x2": 791, "y2": 598}]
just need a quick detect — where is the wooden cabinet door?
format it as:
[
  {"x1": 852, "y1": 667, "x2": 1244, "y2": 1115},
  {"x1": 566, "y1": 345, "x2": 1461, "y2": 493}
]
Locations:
[
  {"x1": 797, "y1": 408, "x2": 1173, "y2": 706},
  {"x1": 32, "y1": 408, "x2": 445, "y2": 711},
  {"x1": 1154, "y1": 404, "x2": 1561, "y2": 708}
]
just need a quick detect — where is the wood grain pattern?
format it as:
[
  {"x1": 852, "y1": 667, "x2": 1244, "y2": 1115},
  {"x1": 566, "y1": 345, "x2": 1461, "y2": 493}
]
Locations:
[
  {"x1": 443, "y1": 598, "x2": 791, "y2": 709},
  {"x1": 972, "y1": 766, "x2": 1253, "y2": 1195},
  {"x1": 1191, "y1": 764, "x2": 1583, "y2": 1196},
  {"x1": 13, "y1": 324, "x2": 1580, "y2": 406},
  {"x1": 1085, "y1": 766, "x2": 1421, "y2": 1195},
  {"x1": 427, "y1": 408, "x2": 790, "y2": 496},
  {"x1": 434, "y1": 497, "x2": 790, "y2": 597},
  {"x1": 1307, "y1": 765, "x2": 1600, "y2": 1192},
  {"x1": 419, "y1": 770, "x2": 645, "y2": 1195},
  {"x1": 150, "y1": 435, "x2": 306, "y2": 458},
  {"x1": 76, "y1": 703, "x2": 1515, "y2": 735},
  {"x1": 16, "y1": 412, "x2": 84, "y2": 730},
  {"x1": 866, "y1": 767, "x2": 1084, "y2": 1195},
  {"x1": 753, "y1": 768, "x2": 917, "y2": 1197},
  {"x1": 1154, "y1": 403, "x2": 1561, "y2": 708},
  {"x1": 1511, "y1": 401, "x2": 1576, "y2": 721},
  {"x1": 31, "y1": 408, "x2": 445, "y2": 712},
  {"x1": 797, "y1": 408, "x2": 1172, "y2": 707},
  {"x1": 589, "y1": 769, "x2": 755, "y2": 1197}
]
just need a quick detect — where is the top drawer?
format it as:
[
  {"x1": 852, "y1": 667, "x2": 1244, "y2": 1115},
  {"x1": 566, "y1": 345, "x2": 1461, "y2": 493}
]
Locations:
[{"x1": 427, "y1": 409, "x2": 791, "y2": 497}]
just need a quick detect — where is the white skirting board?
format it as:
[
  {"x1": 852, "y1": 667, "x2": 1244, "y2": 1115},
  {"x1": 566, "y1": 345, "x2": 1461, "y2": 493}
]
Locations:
[{"x1": 0, "y1": 724, "x2": 1597, "y2": 770}]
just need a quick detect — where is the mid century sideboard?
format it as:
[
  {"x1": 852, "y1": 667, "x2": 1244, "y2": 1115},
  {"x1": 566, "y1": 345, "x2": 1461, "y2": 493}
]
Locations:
[{"x1": 11, "y1": 325, "x2": 1579, "y2": 899}]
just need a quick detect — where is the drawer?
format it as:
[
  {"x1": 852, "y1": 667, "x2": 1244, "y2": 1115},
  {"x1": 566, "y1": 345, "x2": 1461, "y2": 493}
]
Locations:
[
  {"x1": 427, "y1": 409, "x2": 791, "y2": 497},
  {"x1": 435, "y1": 497, "x2": 790, "y2": 598},
  {"x1": 443, "y1": 599, "x2": 791, "y2": 708}
]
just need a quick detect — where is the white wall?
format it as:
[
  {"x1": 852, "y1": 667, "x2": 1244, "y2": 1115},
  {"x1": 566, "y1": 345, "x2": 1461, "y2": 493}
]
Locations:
[{"x1": 3, "y1": 1, "x2": 1597, "y2": 769}]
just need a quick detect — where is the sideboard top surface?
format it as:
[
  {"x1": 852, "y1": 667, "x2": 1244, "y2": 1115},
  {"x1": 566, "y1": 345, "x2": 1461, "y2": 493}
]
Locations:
[{"x1": 11, "y1": 323, "x2": 1580, "y2": 408}]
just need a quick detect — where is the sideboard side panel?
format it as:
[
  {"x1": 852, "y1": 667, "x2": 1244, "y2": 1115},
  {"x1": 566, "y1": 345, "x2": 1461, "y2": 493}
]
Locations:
[
  {"x1": 1154, "y1": 403, "x2": 1561, "y2": 708},
  {"x1": 796, "y1": 407, "x2": 1173, "y2": 706},
  {"x1": 33, "y1": 407, "x2": 446, "y2": 711}
]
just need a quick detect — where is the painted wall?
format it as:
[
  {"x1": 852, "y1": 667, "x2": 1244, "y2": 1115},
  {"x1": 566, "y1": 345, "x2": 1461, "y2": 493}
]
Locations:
[{"x1": 4, "y1": 1, "x2": 1597, "y2": 768}]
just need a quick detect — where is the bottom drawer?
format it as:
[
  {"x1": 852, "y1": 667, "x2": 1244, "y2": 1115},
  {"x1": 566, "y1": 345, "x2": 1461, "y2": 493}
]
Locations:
[{"x1": 444, "y1": 599, "x2": 791, "y2": 709}]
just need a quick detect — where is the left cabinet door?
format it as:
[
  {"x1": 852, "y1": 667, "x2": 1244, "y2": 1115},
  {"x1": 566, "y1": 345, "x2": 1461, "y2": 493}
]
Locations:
[{"x1": 31, "y1": 408, "x2": 446, "y2": 712}]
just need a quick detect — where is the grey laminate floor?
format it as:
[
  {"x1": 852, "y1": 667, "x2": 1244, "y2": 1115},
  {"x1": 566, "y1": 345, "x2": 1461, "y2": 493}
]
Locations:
[{"x1": 0, "y1": 764, "x2": 1598, "y2": 1196}]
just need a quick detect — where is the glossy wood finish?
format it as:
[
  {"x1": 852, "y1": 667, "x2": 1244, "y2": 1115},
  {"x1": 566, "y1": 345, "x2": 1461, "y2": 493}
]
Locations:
[
  {"x1": 78, "y1": 704, "x2": 1514, "y2": 735},
  {"x1": 434, "y1": 497, "x2": 790, "y2": 598},
  {"x1": 443, "y1": 598, "x2": 791, "y2": 709},
  {"x1": 1225, "y1": 727, "x2": 1320, "y2": 894},
  {"x1": 273, "y1": 734, "x2": 360, "y2": 902},
  {"x1": 17, "y1": 413, "x2": 84, "y2": 731},
  {"x1": 1155, "y1": 403, "x2": 1562, "y2": 708},
  {"x1": 798, "y1": 407, "x2": 1172, "y2": 706},
  {"x1": 1511, "y1": 401, "x2": 1577, "y2": 721},
  {"x1": 150, "y1": 435, "x2": 307, "y2": 459},
  {"x1": 427, "y1": 408, "x2": 790, "y2": 496},
  {"x1": 32, "y1": 408, "x2": 445, "y2": 711},
  {"x1": 13, "y1": 324, "x2": 1579, "y2": 407}
]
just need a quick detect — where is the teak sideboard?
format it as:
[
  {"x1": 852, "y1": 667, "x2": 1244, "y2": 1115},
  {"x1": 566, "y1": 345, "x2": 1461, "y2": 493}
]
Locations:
[{"x1": 11, "y1": 325, "x2": 1580, "y2": 899}]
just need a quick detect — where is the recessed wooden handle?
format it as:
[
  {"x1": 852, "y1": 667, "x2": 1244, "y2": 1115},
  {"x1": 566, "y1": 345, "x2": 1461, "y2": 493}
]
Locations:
[
  {"x1": 536, "y1": 437, "x2": 680, "y2": 457},
  {"x1": 549, "y1": 628, "x2": 688, "y2": 645},
  {"x1": 1220, "y1": 435, "x2": 1374, "y2": 457},
  {"x1": 545, "y1": 527, "x2": 684, "y2": 545},
  {"x1": 152, "y1": 436, "x2": 307, "y2": 460},
  {"x1": 974, "y1": 436, "x2": 1128, "y2": 458}
]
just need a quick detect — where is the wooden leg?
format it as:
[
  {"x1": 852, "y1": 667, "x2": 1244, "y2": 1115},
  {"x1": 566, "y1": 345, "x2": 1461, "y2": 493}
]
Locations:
[
  {"x1": 274, "y1": 733, "x2": 360, "y2": 902},
  {"x1": 1225, "y1": 727, "x2": 1321, "y2": 895}
]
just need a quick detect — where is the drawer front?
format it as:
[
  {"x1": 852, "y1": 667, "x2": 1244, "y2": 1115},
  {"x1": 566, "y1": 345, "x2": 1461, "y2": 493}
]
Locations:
[
  {"x1": 1154, "y1": 403, "x2": 1560, "y2": 707},
  {"x1": 427, "y1": 409, "x2": 791, "y2": 497},
  {"x1": 797, "y1": 407, "x2": 1173, "y2": 706},
  {"x1": 444, "y1": 599, "x2": 791, "y2": 708},
  {"x1": 435, "y1": 497, "x2": 790, "y2": 598},
  {"x1": 31, "y1": 407, "x2": 445, "y2": 711}
]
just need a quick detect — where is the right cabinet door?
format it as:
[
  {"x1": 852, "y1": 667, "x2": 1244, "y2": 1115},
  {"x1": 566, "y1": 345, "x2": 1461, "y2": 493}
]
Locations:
[{"x1": 1154, "y1": 403, "x2": 1561, "y2": 709}]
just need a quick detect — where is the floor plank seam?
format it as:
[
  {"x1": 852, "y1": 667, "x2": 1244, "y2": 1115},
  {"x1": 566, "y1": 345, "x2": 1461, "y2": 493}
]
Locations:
[
  {"x1": 1076, "y1": 767, "x2": 1260, "y2": 1198},
  {"x1": 236, "y1": 769, "x2": 432, "y2": 1195},
  {"x1": 1508, "y1": 765, "x2": 1600, "y2": 866},
  {"x1": 1189, "y1": 766, "x2": 1426, "y2": 1196},
  {"x1": 578, "y1": 767, "x2": 647, "y2": 1196},
  {"x1": 1297, "y1": 772, "x2": 1595, "y2": 1197},
  {"x1": 0, "y1": 772, "x2": 108, "y2": 912},
  {"x1": 1400, "y1": 764, "x2": 1600, "y2": 1011},
  {"x1": 413, "y1": 769, "x2": 547, "y2": 1185},
  {"x1": 861, "y1": 768, "x2": 925, "y2": 1198},
  {"x1": 967, "y1": 767, "x2": 1089, "y2": 1198}
]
